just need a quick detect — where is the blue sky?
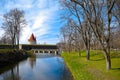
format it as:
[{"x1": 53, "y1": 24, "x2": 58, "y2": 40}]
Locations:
[{"x1": 0, "y1": 0, "x2": 63, "y2": 44}]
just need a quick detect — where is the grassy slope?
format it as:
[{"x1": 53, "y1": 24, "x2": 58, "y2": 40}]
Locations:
[
  {"x1": 0, "y1": 49, "x2": 36, "y2": 74},
  {"x1": 62, "y1": 50, "x2": 120, "y2": 80},
  {"x1": 0, "y1": 49, "x2": 29, "y2": 68}
]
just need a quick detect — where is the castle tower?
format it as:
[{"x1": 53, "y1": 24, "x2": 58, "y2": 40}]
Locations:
[{"x1": 28, "y1": 33, "x2": 36, "y2": 44}]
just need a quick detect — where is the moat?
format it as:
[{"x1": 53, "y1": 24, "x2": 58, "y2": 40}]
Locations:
[{"x1": 0, "y1": 54, "x2": 73, "y2": 80}]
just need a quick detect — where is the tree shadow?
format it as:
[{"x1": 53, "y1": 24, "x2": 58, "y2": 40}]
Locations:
[
  {"x1": 90, "y1": 58, "x2": 105, "y2": 61},
  {"x1": 111, "y1": 68, "x2": 120, "y2": 70}
]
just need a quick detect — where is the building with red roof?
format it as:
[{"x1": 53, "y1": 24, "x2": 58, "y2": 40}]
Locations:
[{"x1": 28, "y1": 33, "x2": 36, "y2": 44}]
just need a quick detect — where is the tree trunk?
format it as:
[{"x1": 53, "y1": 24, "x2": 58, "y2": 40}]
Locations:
[
  {"x1": 17, "y1": 34, "x2": 19, "y2": 49},
  {"x1": 86, "y1": 48, "x2": 90, "y2": 60},
  {"x1": 103, "y1": 49, "x2": 111, "y2": 70},
  {"x1": 85, "y1": 39, "x2": 90, "y2": 60},
  {"x1": 12, "y1": 38, "x2": 14, "y2": 48},
  {"x1": 78, "y1": 49, "x2": 81, "y2": 56},
  {"x1": 105, "y1": 52, "x2": 111, "y2": 70},
  {"x1": 106, "y1": 55, "x2": 111, "y2": 70}
]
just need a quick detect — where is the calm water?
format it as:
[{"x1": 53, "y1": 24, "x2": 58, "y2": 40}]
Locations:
[{"x1": 0, "y1": 54, "x2": 73, "y2": 80}]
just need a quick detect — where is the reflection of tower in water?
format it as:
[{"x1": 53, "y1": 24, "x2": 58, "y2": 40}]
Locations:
[{"x1": 28, "y1": 58, "x2": 36, "y2": 68}]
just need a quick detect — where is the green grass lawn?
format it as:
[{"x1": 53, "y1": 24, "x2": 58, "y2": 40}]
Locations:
[{"x1": 62, "y1": 50, "x2": 120, "y2": 80}]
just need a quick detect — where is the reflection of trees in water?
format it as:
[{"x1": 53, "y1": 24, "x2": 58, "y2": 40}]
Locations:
[
  {"x1": 1, "y1": 64, "x2": 21, "y2": 80},
  {"x1": 28, "y1": 58, "x2": 36, "y2": 68},
  {"x1": 56, "y1": 57, "x2": 73, "y2": 80},
  {"x1": 0, "y1": 57, "x2": 36, "y2": 80},
  {"x1": 61, "y1": 65, "x2": 74, "y2": 80},
  {"x1": 0, "y1": 57, "x2": 73, "y2": 80}
]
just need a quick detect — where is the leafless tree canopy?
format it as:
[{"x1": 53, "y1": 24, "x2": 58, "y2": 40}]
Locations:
[
  {"x1": 0, "y1": 33, "x2": 11, "y2": 44},
  {"x1": 1, "y1": 8, "x2": 26, "y2": 48},
  {"x1": 60, "y1": 0, "x2": 120, "y2": 70}
]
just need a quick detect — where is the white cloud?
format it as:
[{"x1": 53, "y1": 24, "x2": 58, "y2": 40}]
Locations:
[
  {"x1": 20, "y1": 25, "x2": 32, "y2": 44},
  {"x1": 5, "y1": 0, "x2": 33, "y2": 10},
  {"x1": 0, "y1": 29, "x2": 5, "y2": 38},
  {"x1": 0, "y1": 0, "x2": 61, "y2": 44},
  {"x1": 38, "y1": 37, "x2": 59, "y2": 44},
  {"x1": 0, "y1": 14, "x2": 3, "y2": 19}
]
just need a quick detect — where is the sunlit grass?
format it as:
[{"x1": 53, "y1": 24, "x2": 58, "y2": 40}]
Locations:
[{"x1": 62, "y1": 50, "x2": 120, "y2": 80}]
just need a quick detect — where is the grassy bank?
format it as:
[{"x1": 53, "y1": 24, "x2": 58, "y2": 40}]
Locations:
[
  {"x1": 0, "y1": 49, "x2": 30, "y2": 68},
  {"x1": 26, "y1": 50, "x2": 36, "y2": 57},
  {"x1": 62, "y1": 50, "x2": 120, "y2": 80}
]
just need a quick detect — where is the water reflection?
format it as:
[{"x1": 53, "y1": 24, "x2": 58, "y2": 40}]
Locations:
[
  {"x1": 28, "y1": 58, "x2": 36, "y2": 68},
  {"x1": 0, "y1": 54, "x2": 73, "y2": 80},
  {"x1": 0, "y1": 64, "x2": 21, "y2": 80}
]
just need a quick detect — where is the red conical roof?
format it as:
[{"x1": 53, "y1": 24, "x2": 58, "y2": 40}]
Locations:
[{"x1": 28, "y1": 33, "x2": 36, "y2": 42}]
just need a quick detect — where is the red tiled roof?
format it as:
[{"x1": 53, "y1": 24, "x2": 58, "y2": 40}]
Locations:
[{"x1": 28, "y1": 33, "x2": 36, "y2": 42}]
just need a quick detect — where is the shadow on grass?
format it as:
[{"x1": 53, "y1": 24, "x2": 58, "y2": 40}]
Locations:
[
  {"x1": 111, "y1": 68, "x2": 120, "y2": 70},
  {"x1": 90, "y1": 58, "x2": 105, "y2": 61}
]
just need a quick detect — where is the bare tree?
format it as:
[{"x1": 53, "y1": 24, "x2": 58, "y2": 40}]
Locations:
[
  {"x1": 2, "y1": 18, "x2": 16, "y2": 47},
  {"x1": 111, "y1": 26, "x2": 120, "y2": 49},
  {"x1": 71, "y1": 0, "x2": 116, "y2": 70},
  {"x1": 60, "y1": 17, "x2": 85, "y2": 57},
  {"x1": 71, "y1": 22, "x2": 84, "y2": 56},
  {"x1": 60, "y1": 19, "x2": 75, "y2": 53},
  {"x1": 60, "y1": 0, "x2": 92, "y2": 60},
  {"x1": 2, "y1": 8, "x2": 26, "y2": 48},
  {"x1": 0, "y1": 33, "x2": 11, "y2": 44},
  {"x1": 114, "y1": 0, "x2": 120, "y2": 25}
]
